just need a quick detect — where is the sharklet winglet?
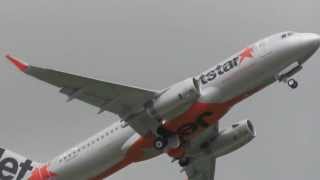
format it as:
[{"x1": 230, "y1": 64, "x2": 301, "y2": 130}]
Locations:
[{"x1": 5, "y1": 54, "x2": 29, "y2": 72}]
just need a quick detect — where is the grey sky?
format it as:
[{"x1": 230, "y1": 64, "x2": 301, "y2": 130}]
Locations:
[{"x1": 0, "y1": 0, "x2": 319, "y2": 179}]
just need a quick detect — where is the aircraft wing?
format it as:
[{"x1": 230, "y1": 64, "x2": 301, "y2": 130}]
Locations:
[
  {"x1": 183, "y1": 122, "x2": 219, "y2": 180},
  {"x1": 185, "y1": 157, "x2": 216, "y2": 180},
  {"x1": 6, "y1": 55, "x2": 158, "y2": 134}
]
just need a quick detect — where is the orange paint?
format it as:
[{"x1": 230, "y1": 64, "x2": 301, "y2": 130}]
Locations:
[
  {"x1": 90, "y1": 133, "x2": 155, "y2": 179},
  {"x1": 28, "y1": 165, "x2": 57, "y2": 180},
  {"x1": 6, "y1": 54, "x2": 29, "y2": 72},
  {"x1": 239, "y1": 47, "x2": 254, "y2": 63},
  {"x1": 167, "y1": 147, "x2": 185, "y2": 158},
  {"x1": 88, "y1": 86, "x2": 266, "y2": 179}
]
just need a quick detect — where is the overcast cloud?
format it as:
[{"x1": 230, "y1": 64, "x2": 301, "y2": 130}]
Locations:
[{"x1": 0, "y1": 0, "x2": 319, "y2": 179}]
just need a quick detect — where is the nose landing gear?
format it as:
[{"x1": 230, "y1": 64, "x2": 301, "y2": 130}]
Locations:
[
  {"x1": 277, "y1": 77, "x2": 299, "y2": 89},
  {"x1": 276, "y1": 62, "x2": 302, "y2": 89},
  {"x1": 287, "y1": 78, "x2": 298, "y2": 89}
]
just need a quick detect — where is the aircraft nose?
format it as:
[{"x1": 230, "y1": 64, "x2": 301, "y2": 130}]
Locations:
[
  {"x1": 303, "y1": 33, "x2": 320, "y2": 50},
  {"x1": 314, "y1": 34, "x2": 320, "y2": 47}
]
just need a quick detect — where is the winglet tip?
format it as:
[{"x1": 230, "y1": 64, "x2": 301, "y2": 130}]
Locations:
[{"x1": 5, "y1": 54, "x2": 29, "y2": 72}]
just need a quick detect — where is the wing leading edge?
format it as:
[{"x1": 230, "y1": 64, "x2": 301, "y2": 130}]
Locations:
[{"x1": 6, "y1": 54, "x2": 158, "y2": 134}]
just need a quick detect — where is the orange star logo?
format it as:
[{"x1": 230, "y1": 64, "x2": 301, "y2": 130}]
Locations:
[{"x1": 239, "y1": 47, "x2": 253, "y2": 63}]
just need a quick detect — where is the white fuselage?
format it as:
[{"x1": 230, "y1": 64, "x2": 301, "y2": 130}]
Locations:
[{"x1": 45, "y1": 32, "x2": 320, "y2": 180}]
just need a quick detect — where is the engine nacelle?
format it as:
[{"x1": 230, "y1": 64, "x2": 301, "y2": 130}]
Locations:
[
  {"x1": 145, "y1": 78, "x2": 200, "y2": 122},
  {"x1": 210, "y1": 120, "x2": 256, "y2": 158}
]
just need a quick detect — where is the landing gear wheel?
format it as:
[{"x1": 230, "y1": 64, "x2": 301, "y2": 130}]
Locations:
[
  {"x1": 157, "y1": 126, "x2": 173, "y2": 138},
  {"x1": 154, "y1": 137, "x2": 168, "y2": 150},
  {"x1": 288, "y1": 79, "x2": 298, "y2": 89},
  {"x1": 179, "y1": 157, "x2": 190, "y2": 167}
]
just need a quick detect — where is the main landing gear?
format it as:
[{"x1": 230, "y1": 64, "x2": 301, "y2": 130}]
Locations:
[
  {"x1": 178, "y1": 157, "x2": 190, "y2": 167},
  {"x1": 171, "y1": 157, "x2": 191, "y2": 167},
  {"x1": 154, "y1": 127, "x2": 191, "y2": 167},
  {"x1": 153, "y1": 137, "x2": 168, "y2": 150},
  {"x1": 153, "y1": 126, "x2": 181, "y2": 151}
]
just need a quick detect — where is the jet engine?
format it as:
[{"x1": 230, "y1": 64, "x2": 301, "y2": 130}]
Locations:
[
  {"x1": 210, "y1": 120, "x2": 256, "y2": 158},
  {"x1": 145, "y1": 78, "x2": 200, "y2": 122}
]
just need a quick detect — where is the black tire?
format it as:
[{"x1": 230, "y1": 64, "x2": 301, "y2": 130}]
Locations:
[
  {"x1": 153, "y1": 137, "x2": 168, "y2": 150},
  {"x1": 179, "y1": 157, "x2": 190, "y2": 167},
  {"x1": 288, "y1": 79, "x2": 298, "y2": 89}
]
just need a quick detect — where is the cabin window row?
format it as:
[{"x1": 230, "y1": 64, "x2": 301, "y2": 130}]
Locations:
[{"x1": 58, "y1": 125, "x2": 122, "y2": 163}]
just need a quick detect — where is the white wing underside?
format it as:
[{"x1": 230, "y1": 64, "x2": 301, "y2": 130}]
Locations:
[
  {"x1": 185, "y1": 158, "x2": 216, "y2": 180},
  {"x1": 183, "y1": 123, "x2": 219, "y2": 180},
  {"x1": 6, "y1": 55, "x2": 159, "y2": 135},
  {"x1": 25, "y1": 65, "x2": 157, "y2": 116}
]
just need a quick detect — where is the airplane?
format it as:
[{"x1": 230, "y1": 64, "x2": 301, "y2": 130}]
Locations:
[{"x1": 1, "y1": 31, "x2": 319, "y2": 180}]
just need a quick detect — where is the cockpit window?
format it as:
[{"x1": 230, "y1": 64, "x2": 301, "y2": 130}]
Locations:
[
  {"x1": 287, "y1": 32, "x2": 294, "y2": 36},
  {"x1": 281, "y1": 32, "x2": 295, "y2": 39}
]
